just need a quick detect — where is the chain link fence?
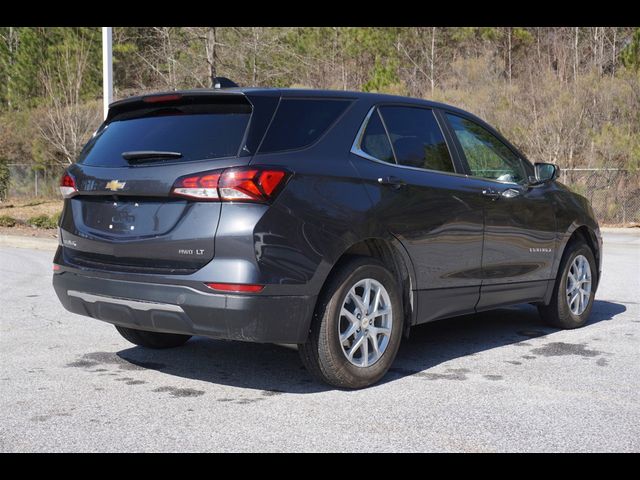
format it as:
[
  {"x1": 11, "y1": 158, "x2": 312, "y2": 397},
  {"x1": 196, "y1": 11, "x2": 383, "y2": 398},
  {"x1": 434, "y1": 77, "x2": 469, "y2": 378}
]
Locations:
[
  {"x1": 3, "y1": 164, "x2": 67, "y2": 200},
  {"x1": 2, "y1": 163, "x2": 639, "y2": 226},
  {"x1": 561, "y1": 168, "x2": 640, "y2": 225}
]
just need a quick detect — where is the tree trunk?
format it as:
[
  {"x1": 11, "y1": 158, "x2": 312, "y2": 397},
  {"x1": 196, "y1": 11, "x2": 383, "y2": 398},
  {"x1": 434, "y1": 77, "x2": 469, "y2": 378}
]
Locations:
[
  {"x1": 507, "y1": 27, "x2": 512, "y2": 84},
  {"x1": 574, "y1": 27, "x2": 579, "y2": 82},
  {"x1": 252, "y1": 28, "x2": 259, "y2": 85},
  {"x1": 611, "y1": 28, "x2": 617, "y2": 77},
  {"x1": 430, "y1": 27, "x2": 436, "y2": 95},
  {"x1": 207, "y1": 27, "x2": 217, "y2": 87}
]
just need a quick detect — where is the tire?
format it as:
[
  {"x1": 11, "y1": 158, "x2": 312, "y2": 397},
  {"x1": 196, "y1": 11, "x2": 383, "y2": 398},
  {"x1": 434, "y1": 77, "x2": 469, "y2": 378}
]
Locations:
[
  {"x1": 115, "y1": 325, "x2": 192, "y2": 349},
  {"x1": 538, "y1": 240, "x2": 597, "y2": 329},
  {"x1": 299, "y1": 256, "x2": 403, "y2": 389}
]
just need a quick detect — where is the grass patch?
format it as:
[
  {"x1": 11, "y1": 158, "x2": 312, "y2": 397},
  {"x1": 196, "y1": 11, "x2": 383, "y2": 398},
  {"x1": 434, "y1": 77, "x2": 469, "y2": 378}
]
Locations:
[
  {"x1": 0, "y1": 215, "x2": 18, "y2": 227},
  {"x1": 27, "y1": 212, "x2": 60, "y2": 229}
]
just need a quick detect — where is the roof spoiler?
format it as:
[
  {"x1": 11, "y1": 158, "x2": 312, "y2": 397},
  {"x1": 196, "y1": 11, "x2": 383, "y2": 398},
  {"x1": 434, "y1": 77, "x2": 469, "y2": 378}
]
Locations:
[{"x1": 105, "y1": 90, "x2": 250, "y2": 123}]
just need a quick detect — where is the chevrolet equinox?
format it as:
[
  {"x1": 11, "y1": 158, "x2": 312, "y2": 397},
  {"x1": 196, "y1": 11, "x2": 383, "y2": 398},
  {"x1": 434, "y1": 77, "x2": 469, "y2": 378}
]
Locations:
[{"x1": 53, "y1": 88, "x2": 602, "y2": 388}]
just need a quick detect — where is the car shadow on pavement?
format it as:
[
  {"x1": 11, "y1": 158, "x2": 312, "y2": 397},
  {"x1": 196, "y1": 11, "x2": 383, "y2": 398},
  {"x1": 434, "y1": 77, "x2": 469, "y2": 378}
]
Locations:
[
  {"x1": 383, "y1": 299, "x2": 626, "y2": 385},
  {"x1": 114, "y1": 299, "x2": 626, "y2": 393}
]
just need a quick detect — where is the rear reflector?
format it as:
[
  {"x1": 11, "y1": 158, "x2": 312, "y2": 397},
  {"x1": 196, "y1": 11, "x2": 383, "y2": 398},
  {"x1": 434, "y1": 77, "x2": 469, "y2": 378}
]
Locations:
[
  {"x1": 171, "y1": 166, "x2": 289, "y2": 203},
  {"x1": 205, "y1": 282, "x2": 264, "y2": 293},
  {"x1": 142, "y1": 93, "x2": 183, "y2": 103},
  {"x1": 53, "y1": 264, "x2": 61, "y2": 272},
  {"x1": 59, "y1": 172, "x2": 77, "y2": 198}
]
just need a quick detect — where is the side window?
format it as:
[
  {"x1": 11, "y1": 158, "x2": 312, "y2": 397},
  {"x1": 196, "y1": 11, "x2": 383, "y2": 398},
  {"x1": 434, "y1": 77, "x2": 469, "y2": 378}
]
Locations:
[
  {"x1": 360, "y1": 110, "x2": 394, "y2": 164},
  {"x1": 446, "y1": 114, "x2": 526, "y2": 184},
  {"x1": 259, "y1": 98, "x2": 352, "y2": 153},
  {"x1": 378, "y1": 106, "x2": 455, "y2": 173}
]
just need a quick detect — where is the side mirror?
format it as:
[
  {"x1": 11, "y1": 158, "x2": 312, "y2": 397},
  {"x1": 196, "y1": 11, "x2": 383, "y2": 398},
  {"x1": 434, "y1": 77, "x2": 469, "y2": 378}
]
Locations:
[{"x1": 533, "y1": 162, "x2": 559, "y2": 184}]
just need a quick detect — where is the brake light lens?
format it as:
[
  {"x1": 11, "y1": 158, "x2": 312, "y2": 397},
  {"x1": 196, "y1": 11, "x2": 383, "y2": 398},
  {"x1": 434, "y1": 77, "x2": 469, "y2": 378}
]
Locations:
[
  {"x1": 171, "y1": 167, "x2": 289, "y2": 202},
  {"x1": 172, "y1": 172, "x2": 221, "y2": 200},
  {"x1": 59, "y1": 172, "x2": 77, "y2": 198},
  {"x1": 205, "y1": 282, "x2": 264, "y2": 293},
  {"x1": 142, "y1": 93, "x2": 183, "y2": 103}
]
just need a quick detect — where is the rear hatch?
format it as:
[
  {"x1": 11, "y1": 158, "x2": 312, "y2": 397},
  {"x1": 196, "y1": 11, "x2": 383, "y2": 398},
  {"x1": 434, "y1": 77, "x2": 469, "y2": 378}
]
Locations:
[{"x1": 59, "y1": 91, "x2": 278, "y2": 274}]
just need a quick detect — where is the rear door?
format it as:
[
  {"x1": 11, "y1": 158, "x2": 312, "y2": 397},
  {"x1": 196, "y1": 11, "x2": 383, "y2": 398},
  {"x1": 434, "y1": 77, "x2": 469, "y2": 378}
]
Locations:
[
  {"x1": 350, "y1": 104, "x2": 485, "y2": 323},
  {"x1": 443, "y1": 112, "x2": 557, "y2": 309},
  {"x1": 60, "y1": 92, "x2": 278, "y2": 274}
]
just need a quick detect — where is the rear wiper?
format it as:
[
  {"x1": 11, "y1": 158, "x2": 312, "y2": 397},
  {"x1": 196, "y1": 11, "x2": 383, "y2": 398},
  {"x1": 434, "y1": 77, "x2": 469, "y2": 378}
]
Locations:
[{"x1": 122, "y1": 151, "x2": 183, "y2": 162}]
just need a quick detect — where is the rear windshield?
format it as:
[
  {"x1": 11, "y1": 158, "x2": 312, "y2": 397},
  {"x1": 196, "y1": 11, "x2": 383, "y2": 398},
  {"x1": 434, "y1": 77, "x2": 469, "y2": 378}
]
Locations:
[
  {"x1": 78, "y1": 109, "x2": 251, "y2": 167},
  {"x1": 258, "y1": 98, "x2": 352, "y2": 153}
]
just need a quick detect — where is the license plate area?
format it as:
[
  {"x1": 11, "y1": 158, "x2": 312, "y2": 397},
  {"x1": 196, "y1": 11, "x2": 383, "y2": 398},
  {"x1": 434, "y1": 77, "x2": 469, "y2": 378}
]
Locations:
[{"x1": 78, "y1": 197, "x2": 187, "y2": 237}]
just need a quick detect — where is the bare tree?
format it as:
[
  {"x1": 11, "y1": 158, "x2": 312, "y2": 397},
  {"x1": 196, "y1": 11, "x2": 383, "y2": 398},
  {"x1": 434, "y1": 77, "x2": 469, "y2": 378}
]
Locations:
[
  {"x1": 37, "y1": 39, "x2": 101, "y2": 165},
  {"x1": 183, "y1": 27, "x2": 224, "y2": 88},
  {"x1": 0, "y1": 27, "x2": 19, "y2": 109}
]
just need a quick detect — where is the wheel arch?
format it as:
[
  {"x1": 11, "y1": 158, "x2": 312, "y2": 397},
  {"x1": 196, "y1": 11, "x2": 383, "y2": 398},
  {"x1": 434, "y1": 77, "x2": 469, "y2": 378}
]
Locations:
[
  {"x1": 319, "y1": 236, "x2": 417, "y2": 338},
  {"x1": 556, "y1": 224, "x2": 601, "y2": 290}
]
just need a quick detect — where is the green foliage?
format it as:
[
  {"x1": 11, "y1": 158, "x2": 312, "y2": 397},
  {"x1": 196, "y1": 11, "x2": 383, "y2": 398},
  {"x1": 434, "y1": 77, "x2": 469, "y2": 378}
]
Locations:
[
  {"x1": 593, "y1": 123, "x2": 640, "y2": 170},
  {"x1": 513, "y1": 28, "x2": 534, "y2": 44},
  {"x1": 0, "y1": 158, "x2": 9, "y2": 201},
  {"x1": 0, "y1": 214, "x2": 17, "y2": 227},
  {"x1": 363, "y1": 59, "x2": 400, "y2": 93},
  {"x1": 27, "y1": 212, "x2": 60, "y2": 229},
  {"x1": 0, "y1": 27, "x2": 100, "y2": 111},
  {"x1": 479, "y1": 27, "x2": 501, "y2": 42},
  {"x1": 621, "y1": 28, "x2": 640, "y2": 71}
]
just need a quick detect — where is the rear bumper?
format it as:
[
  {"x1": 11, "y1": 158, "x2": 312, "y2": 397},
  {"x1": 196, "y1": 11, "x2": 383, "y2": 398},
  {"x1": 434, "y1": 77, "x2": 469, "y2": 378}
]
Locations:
[{"x1": 53, "y1": 271, "x2": 315, "y2": 344}]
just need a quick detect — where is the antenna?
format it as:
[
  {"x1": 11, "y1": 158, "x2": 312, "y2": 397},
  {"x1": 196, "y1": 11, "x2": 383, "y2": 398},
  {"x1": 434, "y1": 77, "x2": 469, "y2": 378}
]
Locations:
[{"x1": 212, "y1": 77, "x2": 239, "y2": 89}]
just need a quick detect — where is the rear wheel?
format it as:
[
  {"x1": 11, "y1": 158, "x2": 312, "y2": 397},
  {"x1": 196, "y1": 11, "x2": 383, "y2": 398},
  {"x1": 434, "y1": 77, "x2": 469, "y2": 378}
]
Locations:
[
  {"x1": 299, "y1": 257, "x2": 403, "y2": 389},
  {"x1": 538, "y1": 240, "x2": 596, "y2": 329},
  {"x1": 115, "y1": 325, "x2": 192, "y2": 349}
]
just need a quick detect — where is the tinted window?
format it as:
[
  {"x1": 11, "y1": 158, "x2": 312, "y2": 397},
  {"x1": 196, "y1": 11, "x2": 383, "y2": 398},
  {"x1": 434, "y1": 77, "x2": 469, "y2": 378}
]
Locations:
[
  {"x1": 79, "y1": 112, "x2": 250, "y2": 167},
  {"x1": 378, "y1": 106, "x2": 454, "y2": 173},
  {"x1": 360, "y1": 110, "x2": 394, "y2": 163},
  {"x1": 446, "y1": 114, "x2": 525, "y2": 183},
  {"x1": 259, "y1": 98, "x2": 351, "y2": 153}
]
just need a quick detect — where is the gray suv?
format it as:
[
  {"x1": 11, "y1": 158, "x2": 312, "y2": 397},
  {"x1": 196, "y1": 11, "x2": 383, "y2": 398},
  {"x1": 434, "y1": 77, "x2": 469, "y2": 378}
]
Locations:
[{"x1": 53, "y1": 88, "x2": 602, "y2": 388}]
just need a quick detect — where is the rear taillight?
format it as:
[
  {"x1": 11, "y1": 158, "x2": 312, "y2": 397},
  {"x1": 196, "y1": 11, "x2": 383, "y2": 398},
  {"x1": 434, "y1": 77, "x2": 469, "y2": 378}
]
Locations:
[
  {"x1": 171, "y1": 167, "x2": 289, "y2": 203},
  {"x1": 172, "y1": 172, "x2": 221, "y2": 200},
  {"x1": 59, "y1": 172, "x2": 77, "y2": 198}
]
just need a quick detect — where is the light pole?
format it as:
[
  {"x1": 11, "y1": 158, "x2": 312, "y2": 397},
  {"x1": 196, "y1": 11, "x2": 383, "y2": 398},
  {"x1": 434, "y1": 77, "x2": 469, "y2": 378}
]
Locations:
[{"x1": 102, "y1": 27, "x2": 113, "y2": 120}]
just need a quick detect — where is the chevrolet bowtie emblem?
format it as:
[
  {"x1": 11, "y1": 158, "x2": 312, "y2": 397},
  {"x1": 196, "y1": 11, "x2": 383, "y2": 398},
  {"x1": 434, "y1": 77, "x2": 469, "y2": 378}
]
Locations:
[{"x1": 105, "y1": 180, "x2": 126, "y2": 192}]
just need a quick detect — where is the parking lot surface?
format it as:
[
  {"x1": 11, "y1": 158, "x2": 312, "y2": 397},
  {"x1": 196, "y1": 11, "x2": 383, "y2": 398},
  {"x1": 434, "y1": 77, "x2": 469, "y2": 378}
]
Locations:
[{"x1": 1, "y1": 230, "x2": 638, "y2": 452}]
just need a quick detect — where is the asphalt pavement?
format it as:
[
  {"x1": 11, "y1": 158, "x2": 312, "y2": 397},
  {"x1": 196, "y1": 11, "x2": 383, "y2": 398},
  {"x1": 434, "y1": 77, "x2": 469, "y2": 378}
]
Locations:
[{"x1": 0, "y1": 230, "x2": 638, "y2": 452}]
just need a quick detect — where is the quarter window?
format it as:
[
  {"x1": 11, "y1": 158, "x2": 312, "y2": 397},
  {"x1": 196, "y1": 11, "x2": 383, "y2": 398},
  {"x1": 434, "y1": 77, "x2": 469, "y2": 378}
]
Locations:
[
  {"x1": 360, "y1": 110, "x2": 394, "y2": 164},
  {"x1": 259, "y1": 98, "x2": 352, "y2": 153},
  {"x1": 378, "y1": 106, "x2": 455, "y2": 173},
  {"x1": 446, "y1": 114, "x2": 526, "y2": 184}
]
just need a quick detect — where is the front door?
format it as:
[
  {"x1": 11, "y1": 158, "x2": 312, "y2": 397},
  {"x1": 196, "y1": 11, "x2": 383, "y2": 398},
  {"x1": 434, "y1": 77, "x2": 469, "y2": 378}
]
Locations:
[{"x1": 444, "y1": 113, "x2": 557, "y2": 309}]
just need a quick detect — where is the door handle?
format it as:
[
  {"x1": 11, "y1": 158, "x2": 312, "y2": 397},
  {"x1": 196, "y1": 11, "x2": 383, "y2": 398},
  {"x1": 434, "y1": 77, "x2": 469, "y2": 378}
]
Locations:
[
  {"x1": 481, "y1": 188, "x2": 501, "y2": 200},
  {"x1": 378, "y1": 176, "x2": 406, "y2": 188}
]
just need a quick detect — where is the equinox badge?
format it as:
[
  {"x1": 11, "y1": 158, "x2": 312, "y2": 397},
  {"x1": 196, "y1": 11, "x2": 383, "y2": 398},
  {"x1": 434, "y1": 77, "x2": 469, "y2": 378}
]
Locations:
[{"x1": 105, "y1": 180, "x2": 126, "y2": 192}]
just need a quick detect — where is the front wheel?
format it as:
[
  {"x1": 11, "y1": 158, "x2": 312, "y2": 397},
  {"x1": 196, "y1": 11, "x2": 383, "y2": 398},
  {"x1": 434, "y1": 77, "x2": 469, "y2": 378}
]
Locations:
[
  {"x1": 538, "y1": 241, "x2": 597, "y2": 329},
  {"x1": 298, "y1": 257, "x2": 403, "y2": 389}
]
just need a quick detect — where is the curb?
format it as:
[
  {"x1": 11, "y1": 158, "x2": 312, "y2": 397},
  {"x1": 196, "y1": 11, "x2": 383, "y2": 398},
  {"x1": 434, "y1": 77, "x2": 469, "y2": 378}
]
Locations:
[
  {"x1": 600, "y1": 227, "x2": 640, "y2": 234},
  {"x1": 0, "y1": 234, "x2": 58, "y2": 252}
]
